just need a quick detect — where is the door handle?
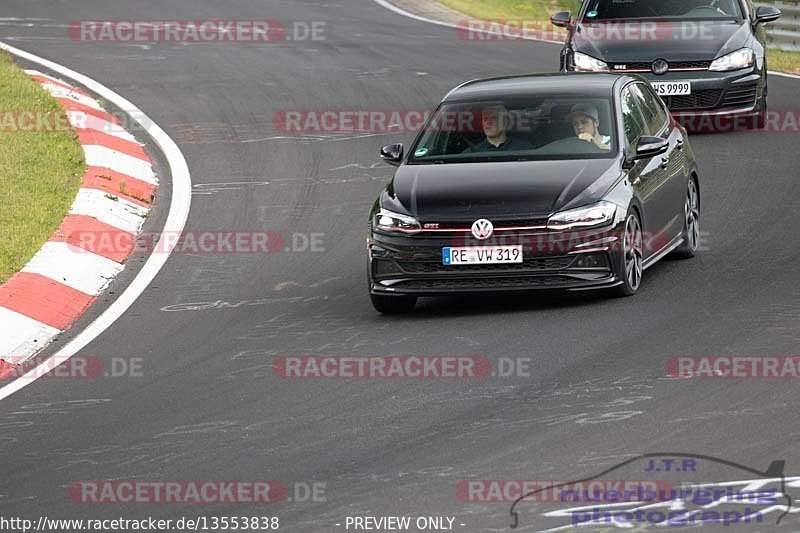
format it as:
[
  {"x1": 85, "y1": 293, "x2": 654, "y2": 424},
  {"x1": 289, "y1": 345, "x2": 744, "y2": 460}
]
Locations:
[
  {"x1": 675, "y1": 139, "x2": 684, "y2": 150},
  {"x1": 660, "y1": 157, "x2": 669, "y2": 169}
]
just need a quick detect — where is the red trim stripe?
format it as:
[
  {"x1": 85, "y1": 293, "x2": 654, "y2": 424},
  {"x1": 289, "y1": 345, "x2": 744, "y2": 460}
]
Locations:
[
  {"x1": 77, "y1": 129, "x2": 149, "y2": 161},
  {"x1": 81, "y1": 166, "x2": 155, "y2": 207},
  {"x1": 30, "y1": 75, "x2": 91, "y2": 97},
  {"x1": 55, "y1": 97, "x2": 121, "y2": 125},
  {"x1": 0, "y1": 273, "x2": 95, "y2": 330},
  {"x1": 50, "y1": 215, "x2": 136, "y2": 263},
  {"x1": 0, "y1": 360, "x2": 19, "y2": 380}
]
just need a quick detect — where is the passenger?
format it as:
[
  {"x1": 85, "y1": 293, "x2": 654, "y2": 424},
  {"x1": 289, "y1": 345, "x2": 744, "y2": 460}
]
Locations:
[{"x1": 568, "y1": 103, "x2": 611, "y2": 150}]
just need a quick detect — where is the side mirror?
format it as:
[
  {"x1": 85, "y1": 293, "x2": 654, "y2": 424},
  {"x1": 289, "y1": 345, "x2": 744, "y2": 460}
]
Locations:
[
  {"x1": 755, "y1": 5, "x2": 781, "y2": 24},
  {"x1": 624, "y1": 136, "x2": 669, "y2": 168},
  {"x1": 550, "y1": 11, "x2": 572, "y2": 29},
  {"x1": 380, "y1": 143, "x2": 404, "y2": 166}
]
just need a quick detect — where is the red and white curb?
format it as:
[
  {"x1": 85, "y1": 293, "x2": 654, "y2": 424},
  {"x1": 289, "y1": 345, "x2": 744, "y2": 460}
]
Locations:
[{"x1": 0, "y1": 71, "x2": 158, "y2": 378}]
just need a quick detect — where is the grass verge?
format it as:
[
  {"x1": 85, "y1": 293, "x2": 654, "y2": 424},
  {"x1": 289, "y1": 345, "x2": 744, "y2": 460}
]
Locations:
[
  {"x1": 437, "y1": 0, "x2": 580, "y2": 22},
  {"x1": 769, "y1": 49, "x2": 800, "y2": 75},
  {"x1": 0, "y1": 50, "x2": 85, "y2": 284},
  {"x1": 435, "y1": 0, "x2": 800, "y2": 75}
]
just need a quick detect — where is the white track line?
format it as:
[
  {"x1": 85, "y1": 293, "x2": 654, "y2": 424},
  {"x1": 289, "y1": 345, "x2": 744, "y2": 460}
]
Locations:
[
  {"x1": 0, "y1": 41, "x2": 192, "y2": 401},
  {"x1": 373, "y1": 0, "x2": 800, "y2": 78},
  {"x1": 371, "y1": 0, "x2": 564, "y2": 45},
  {"x1": 769, "y1": 70, "x2": 800, "y2": 80}
]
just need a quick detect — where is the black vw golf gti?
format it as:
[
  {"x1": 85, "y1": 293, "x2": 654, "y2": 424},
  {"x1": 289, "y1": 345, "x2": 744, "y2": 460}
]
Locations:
[
  {"x1": 367, "y1": 73, "x2": 701, "y2": 314},
  {"x1": 552, "y1": 0, "x2": 781, "y2": 128}
]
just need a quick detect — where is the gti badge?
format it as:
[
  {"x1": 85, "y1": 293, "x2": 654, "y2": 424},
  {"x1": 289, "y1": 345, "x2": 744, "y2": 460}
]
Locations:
[
  {"x1": 652, "y1": 59, "x2": 669, "y2": 75},
  {"x1": 471, "y1": 219, "x2": 494, "y2": 240}
]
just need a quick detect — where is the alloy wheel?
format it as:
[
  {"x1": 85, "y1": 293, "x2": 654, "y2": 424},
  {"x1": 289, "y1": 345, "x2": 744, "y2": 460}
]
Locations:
[
  {"x1": 685, "y1": 180, "x2": 700, "y2": 252},
  {"x1": 623, "y1": 214, "x2": 643, "y2": 291}
]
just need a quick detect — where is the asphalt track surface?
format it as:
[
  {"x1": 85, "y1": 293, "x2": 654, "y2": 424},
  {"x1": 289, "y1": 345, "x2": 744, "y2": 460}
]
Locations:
[{"x1": 1, "y1": 1, "x2": 800, "y2": 531}]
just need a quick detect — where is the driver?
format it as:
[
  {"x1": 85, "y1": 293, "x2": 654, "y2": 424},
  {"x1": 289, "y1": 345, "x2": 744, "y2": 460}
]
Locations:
[
  {"x1": 567, "y1": 103, "x2": 611, "y2": 151},
  {"x1": 462, "y1": 104, "x2": 533, "y2": 153}
]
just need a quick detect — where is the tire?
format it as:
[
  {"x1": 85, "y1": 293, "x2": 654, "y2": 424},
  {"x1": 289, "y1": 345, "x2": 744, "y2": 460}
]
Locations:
[
  {"x1": 671, "y1": 178, "x2": 700, "y2": 259},
  {"x1": 608, "y1": 210, "x2": 643, "y2": 298},
  {"x1": 370, "y1": 293, "x2": 417, "y2": 314}
]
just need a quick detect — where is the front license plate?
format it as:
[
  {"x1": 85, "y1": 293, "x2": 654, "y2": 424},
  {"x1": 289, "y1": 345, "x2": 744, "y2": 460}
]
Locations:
[
  {"x1": 652, "y1": 81, "x2": 691, "y2": 96},
  {"x1": 442, "y1": 246, "x2": 523, "y2": 265}
]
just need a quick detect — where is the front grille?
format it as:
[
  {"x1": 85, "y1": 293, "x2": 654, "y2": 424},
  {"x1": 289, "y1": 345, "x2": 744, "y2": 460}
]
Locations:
[
  {"x1": 394, "y1": 276, "x2": 573, "y2": 290},
  {"x1": 720, "y1": 84, "x2": 758, "y2": 109},
  {"x1": 398, "y1": 256, "x2": 575, "y2": 274},
  {"x1": 611, "y1": 60, "x2": 711, "y2": 72},
  {"x1": 420, "y1": 218, "x2": 549, "y2": 234},
  {"x1": 664, "y1": 89, "x2": 723, "y2": 110}
]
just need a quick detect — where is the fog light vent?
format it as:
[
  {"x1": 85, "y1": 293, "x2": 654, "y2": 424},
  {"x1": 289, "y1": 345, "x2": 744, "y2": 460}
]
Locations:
[
  {"x1": 574, "y1": 254, "x2": 608, "y2": 269},
  {"x1": 373, "y1": 259, "x2": 401, "y2": 276}
]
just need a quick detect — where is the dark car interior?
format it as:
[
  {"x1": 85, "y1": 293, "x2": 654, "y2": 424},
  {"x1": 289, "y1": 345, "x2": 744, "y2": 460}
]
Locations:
[{"x1": 417, "y1": 99, "x2": 614, "y2": 159}]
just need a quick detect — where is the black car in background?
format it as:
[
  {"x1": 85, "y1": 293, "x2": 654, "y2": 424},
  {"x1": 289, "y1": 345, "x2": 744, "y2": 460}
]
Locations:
[
  {"x1": 367, "y1": 73, "x2": 700, "y2": 314},
  {"x1": 551, "y1": 0, "x2": 781, "y2": 128}
]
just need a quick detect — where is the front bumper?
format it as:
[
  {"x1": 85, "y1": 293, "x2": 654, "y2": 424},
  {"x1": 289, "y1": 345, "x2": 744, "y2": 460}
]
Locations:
[
  {"x1": 636, "y1": 68, "x2": 764, "y2": 115},
  {"x1": 367, "y1": 225, "x2": 626, "y2": 296}
]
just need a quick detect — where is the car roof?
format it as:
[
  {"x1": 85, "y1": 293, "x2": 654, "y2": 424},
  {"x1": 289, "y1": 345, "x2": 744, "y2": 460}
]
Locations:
[{"x1": 443, "y1": 72, "x2": 638, "y2": 102}]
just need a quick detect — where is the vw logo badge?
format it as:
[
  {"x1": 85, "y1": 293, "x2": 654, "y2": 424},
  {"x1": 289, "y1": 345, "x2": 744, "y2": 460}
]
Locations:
[
  {"x1": 471, "y1": 219, "x2": 494, "y2": 240},
  {"x1": 652, "y1": 59, "x2": 669, "y2": 75}
]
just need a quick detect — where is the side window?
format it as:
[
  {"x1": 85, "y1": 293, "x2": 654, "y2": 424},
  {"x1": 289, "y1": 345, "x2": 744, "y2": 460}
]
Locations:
[
  {"x1": 631, "y1": 84, "x2": 668, "y2": 136},
  {"x1": 620, "y1": 87, "x2": 647, "y2": 146}
]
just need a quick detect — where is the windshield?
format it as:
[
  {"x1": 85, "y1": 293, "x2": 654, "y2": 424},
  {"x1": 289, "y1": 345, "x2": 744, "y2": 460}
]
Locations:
[
  {"x1": 582, "y1": 0, "x2": 744, "y2": 20},
  {"x1": 408, "y1": 96, "x2": 617, "y2": 165}
]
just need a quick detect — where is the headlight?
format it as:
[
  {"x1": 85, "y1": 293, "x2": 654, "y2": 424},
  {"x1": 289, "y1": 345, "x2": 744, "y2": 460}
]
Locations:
[
  {"x1": 373, "y1": 208, "x2": 422, "y2": 235},
  {"x1": 573, "y1": 51, "x2": 609, "y2": 72},
  {"x1": 547, "y1": 201, "x2": 617, "y2": 230},
  {"x1": 709, "y1": 48, "x2": 754, "y2": 72}
]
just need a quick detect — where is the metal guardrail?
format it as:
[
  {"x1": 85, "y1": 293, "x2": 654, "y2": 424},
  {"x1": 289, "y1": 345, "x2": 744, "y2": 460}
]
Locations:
[{"x1": 757, "y1": 1, "x2": 800, "y2": 51}]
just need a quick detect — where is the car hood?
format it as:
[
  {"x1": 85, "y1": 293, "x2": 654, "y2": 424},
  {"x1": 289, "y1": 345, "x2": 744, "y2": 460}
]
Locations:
[
  {"x1": 381, "y1": 159, "x2": 621, "y2": 221},
  {"x1": 573, "y1": 20, "x2": 751, "y2": 62}
]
